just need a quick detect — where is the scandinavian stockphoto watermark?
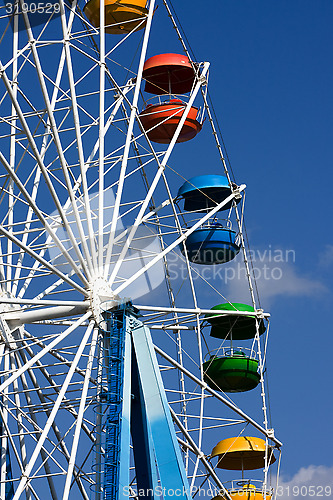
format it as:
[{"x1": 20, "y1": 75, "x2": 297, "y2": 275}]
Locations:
[
  {"x1": 168, "y1": 246, "x2": 296, "y2": 284},
  {"x1": 123, "y1": 485, "x2": 332, "y2": 498},
  {"x1": 123, "y1": 486, "x2": 240, "y2": 498}
]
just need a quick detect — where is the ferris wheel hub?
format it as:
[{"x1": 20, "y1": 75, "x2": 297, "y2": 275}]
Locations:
[{"x1": 89, "y1": 276, "x2": 119, "y2": 322}]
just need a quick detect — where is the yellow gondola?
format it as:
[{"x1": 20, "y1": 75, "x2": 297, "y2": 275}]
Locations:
[
  {"x1": 211, "y1": 436, "x2": 276, "y2": 470},
  {"x1": 213, "y1": 484, "x2": 272, "y2": 500},
  {"x1": 83, "y1": 0, "x2": 148, "y2": 34}
]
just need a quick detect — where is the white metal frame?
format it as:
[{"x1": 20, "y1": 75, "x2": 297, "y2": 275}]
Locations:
[{"x1": 0, "y1": 0, "x2": 281, "y2": 497}]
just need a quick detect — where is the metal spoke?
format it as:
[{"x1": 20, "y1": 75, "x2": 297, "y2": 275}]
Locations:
[{"x1": 13, "y1": 319, "x2": 94, "y2": 499}]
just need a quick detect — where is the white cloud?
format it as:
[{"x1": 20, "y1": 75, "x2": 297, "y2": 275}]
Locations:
[
  {"x1": 149, "y1": 246, "x2": 328, "y2": 309},
  {"x1": 276, "y1": 464, "x2": 333, "y2": 500},
  {"x1": 224, "y1": 251, "x2": 327, "y2": 307},
  {"x1": 318, "y1": 245, "x2": 333, "y2": 268}
]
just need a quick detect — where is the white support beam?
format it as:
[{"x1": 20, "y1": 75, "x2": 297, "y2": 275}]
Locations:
[
  {"x1": 170, "y1": 406, "x2": 232, "y2": 500},
  {"x1": 0, "y1": 297, "x2": 89, "y2": 307},
  {"x1": 105, "y1": 62, "x2": 210, "y2": 283},
  {"x1": 19, "y1": 3, "x2": 92, "y2": 281},
  {"x1": 0, "y1": 223, "x2": 86, "y2": 296},
  {"x1": 4, "y1": 303, "x2": 90, "y2": 327},
  {"x1": 154, "y1": 344, "x2": 282, "y2": 448},
  {"x1": 105, "y1": 0, "x2": 156, "y2": 273},
  {"x1": 113, "y1": 185, "x2": 246, "y2": 296},
  {"x1": 136, "y1": 304, "x2": 270, "y2": 318},
  {"x1": 62, "y1": 325, "x2": 98, "y2": 500},
  {"x1": 0, "y1": 62, "x2": 89, "y2": 287},
  {"x1": 12, "y1": 320, "x2": 94, "y2": 499},
  {"x1": 0, "y1": 311, "x2": 92, "y2": 396}
]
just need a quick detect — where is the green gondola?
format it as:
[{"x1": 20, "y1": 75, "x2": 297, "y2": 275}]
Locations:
[
  {"x1": 206, "y1": 303, "x2": 266, "y2": 340},
  {"x1": 203, "y1": 352, "x2": 260, "y2": 392}
]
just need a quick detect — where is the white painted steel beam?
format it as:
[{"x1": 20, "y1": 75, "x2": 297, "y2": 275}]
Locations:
[
  {"x1": 0, "y1": 151, "x2": 89, "y2": 291},
  {"x1": 136, "y1": 304, "x2": 270, "y2": 318},
  {"x1": 113, "y1": 186, "x2": 246, "y2": 295},
  {"x1": 105, "y1": 0, "x2": 156, "y2": 274},
  {"x1": 19, "y1": 5, "x2": 92, "y2": 281},
  {"x1": 0, "y1": 311, "x2": 92, "y2": 397},
  {"x1": 4, "y1": 303, "x2": 89, "y2": 327},
  {"x1": 0, "y1": 223, "x2": 86, "y2": 295},
  {"x1": 170, "y1": 407, "x2": 232, "y2": 500},
  {"x1": 154, "y1": 344, "x2": 282, "y2": 448},
  {"x1": 106, "y1": 62, "x2": 210, "y2": 284},
  {"x1": 0, "y1": 297, "x2": 89, "y2": 307},
  {"x1": 62, "y1": 325, "x2": 98, "y2": 500},
  {"x1": 12, "y1": 320, "x2": 94, "y2": 499}
]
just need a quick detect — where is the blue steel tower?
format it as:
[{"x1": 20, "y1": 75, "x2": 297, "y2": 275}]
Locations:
[{"x1": 101, "y1": 304, "x2": 191, "y2": 500}]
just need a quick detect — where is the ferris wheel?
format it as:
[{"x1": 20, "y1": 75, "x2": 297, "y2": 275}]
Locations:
[{"x1": 0, "y1": 0, "x2": 282, "y2": 498}]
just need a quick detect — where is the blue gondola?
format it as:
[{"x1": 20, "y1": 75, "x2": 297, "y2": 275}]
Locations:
[
  {"x1": 177, "y1": 174, "x2": 240, "y2": 212},
  {"x1": 181, "y1": 225, "x2": 240, "y2": 264}
]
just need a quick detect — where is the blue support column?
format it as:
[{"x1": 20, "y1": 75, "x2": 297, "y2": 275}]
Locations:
[
  {"x1": 119, "y1": 319, "x2": 132, "y2": 500},
  {"x1": 131, "y1": 349, "x2": 159, "y2": 499},
  {"x1": 101, "y1": 305, "x2": 191, "y2": 500},
  {"x1": 131, "y1": 321, "x2": 192, "y2": 500},
  {"x1": 102, "y1": 306, "x2": 132, "y2": 500}
]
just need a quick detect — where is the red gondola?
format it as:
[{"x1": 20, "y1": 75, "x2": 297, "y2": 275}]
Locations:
[
  {"x1": 142, "y1": 53, "x2": 196, "y2": 95},
  {"x1": 139, "y1": 99, "x2": 201, "y2": 144}
]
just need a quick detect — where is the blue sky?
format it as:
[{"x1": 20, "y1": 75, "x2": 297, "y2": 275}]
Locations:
[{"x1": 147, "y1": 0, "x2": 333, "y2": 485}]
